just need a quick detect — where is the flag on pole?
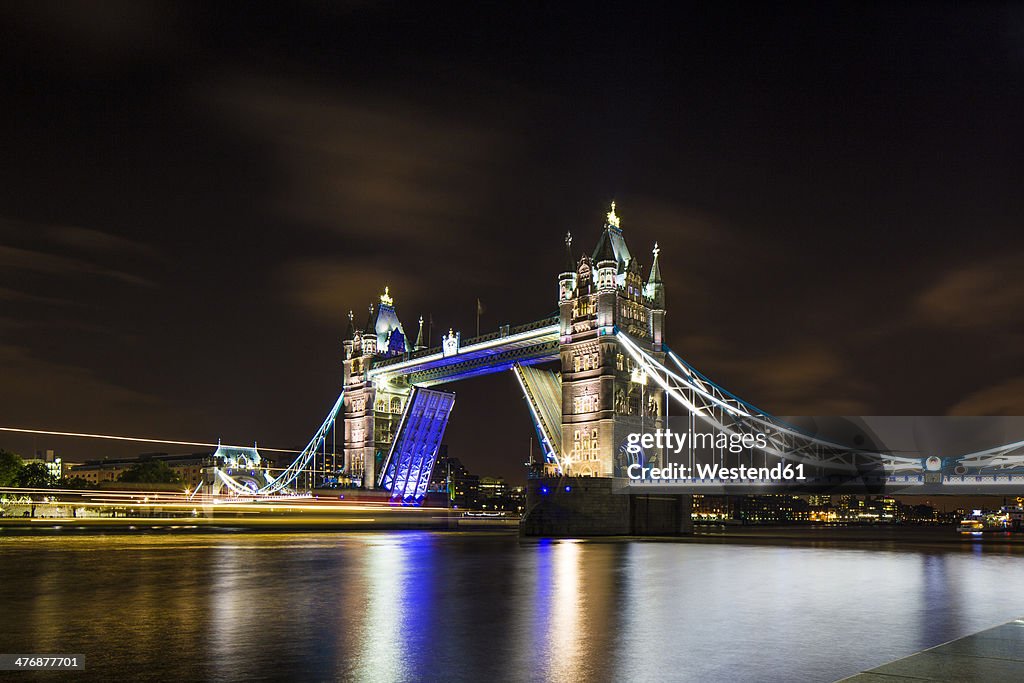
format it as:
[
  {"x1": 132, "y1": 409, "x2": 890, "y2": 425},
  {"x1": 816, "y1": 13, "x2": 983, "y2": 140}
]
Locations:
[{"x1": 476, "y1": 298, "x2": 486, "y2": 316}]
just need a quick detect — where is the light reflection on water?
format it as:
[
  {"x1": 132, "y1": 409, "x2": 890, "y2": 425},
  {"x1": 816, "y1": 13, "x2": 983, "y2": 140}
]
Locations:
[{"x1": 1, "y1": 532, "x2": 1023, "y2": 682}]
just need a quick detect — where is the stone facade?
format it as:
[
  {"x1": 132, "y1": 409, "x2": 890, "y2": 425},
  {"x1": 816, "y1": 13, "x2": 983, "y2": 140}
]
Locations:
[
  {"x1": 342, "y1": 295, "x2": 415, "y2": 487},
  {"x1": 558, "y1": 204, "x2": 667, "y2": 477},
  {"x1": 520, "y1": 477, "x2": 693, "y2": 536}
]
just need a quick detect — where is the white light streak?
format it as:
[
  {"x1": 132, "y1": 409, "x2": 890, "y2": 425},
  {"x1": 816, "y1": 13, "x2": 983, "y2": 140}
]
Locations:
[{"x1": 0, "y1": 426, "x2": 298, "y2": 453}]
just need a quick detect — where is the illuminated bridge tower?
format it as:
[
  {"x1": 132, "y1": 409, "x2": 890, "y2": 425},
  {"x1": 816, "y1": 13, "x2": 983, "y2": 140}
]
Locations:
[
  {"x1": 558, "y1": 203, "x2": 667, "y2": 477},
  {"x1": 342, "y1": 288, "x2": 414, "y2": 487}
]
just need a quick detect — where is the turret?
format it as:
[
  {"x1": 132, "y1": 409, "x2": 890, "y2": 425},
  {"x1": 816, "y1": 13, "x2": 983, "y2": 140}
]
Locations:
[
  {"x1": 362, "y1": 303, "x2": 377, "y2": 356},
  {"x1": 343, "y1": 310, "x2": 357, "y2": 360}
]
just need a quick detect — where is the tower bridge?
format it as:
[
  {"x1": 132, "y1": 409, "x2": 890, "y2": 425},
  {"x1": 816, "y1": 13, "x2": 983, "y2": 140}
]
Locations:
[{"x1": 210, "y1": 203, "x2": 1024, "y2": 505}]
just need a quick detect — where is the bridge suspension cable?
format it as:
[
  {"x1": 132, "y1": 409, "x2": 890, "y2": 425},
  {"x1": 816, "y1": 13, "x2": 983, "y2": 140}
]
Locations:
[
  {"x1": 614, "y1": 330, "x2": 922, "y2": 474},
  {"x1": 255, "y1": 391, "x2": 345, "y2": 495},
  {"x1": 207, "y1": 391, "x2": 345, "y2": 496}
]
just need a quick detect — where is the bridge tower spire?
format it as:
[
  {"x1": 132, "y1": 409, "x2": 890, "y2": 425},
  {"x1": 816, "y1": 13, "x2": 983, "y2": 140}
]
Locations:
[
  {"x1": 646, "y1": 243, "x2": 665, "y2": 349},
  {"x1": 346, "y1": 309, "x2": 357, "y2": 339},
  {"x1": 559, "y1": 231, "x2": 577, "y2": 303},
  {"x1": 414, "y1": 315, "x2": 426, "y2": 350}
]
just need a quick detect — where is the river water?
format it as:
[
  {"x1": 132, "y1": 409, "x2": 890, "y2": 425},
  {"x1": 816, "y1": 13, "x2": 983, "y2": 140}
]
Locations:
[{"x1": 0, "y1": 531, "x2": 1022, "y2": 682}]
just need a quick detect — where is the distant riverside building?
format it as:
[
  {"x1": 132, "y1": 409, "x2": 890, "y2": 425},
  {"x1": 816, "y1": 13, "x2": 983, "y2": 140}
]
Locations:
[
  {"x1": 478, "y1": 476, "x2": 507, "y2": 500},
  {"x1": 22, "y1": 449, "x2": 67, "y2": 481},
  {"x1": 738, "y1": 494, "x2": 798, "y2": 524},
  {"x1": 423, "y1": 449, "x2": 525, "y2": 512},
  {"x1": 477, "y1": 476, "x2": 526, "y2": 512},
  {"x1": 69, "y1": 453, "x2": 213, "y2": 487},
  {"x1": 428, "y1": 449, "x2": 480, "y2": 508},
  {"x1": 692, "y1": 494, "x2": 735, "y2": 522},
  {"x1": 68, "y1": 445, "x2": 266, "y2": 489},
  {"x1": 692, "y1": 494, "x2": 957, "y2": 525}
]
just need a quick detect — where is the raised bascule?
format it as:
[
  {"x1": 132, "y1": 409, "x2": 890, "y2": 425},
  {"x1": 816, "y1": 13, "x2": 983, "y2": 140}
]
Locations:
[{"x1": 211, "y1": 203, "x2": 1024, "y2": 506}]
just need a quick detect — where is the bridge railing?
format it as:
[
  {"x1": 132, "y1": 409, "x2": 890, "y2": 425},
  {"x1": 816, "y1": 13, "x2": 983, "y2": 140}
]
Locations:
[{"x1": 371, "y1": 315, "x2": 559, "y2": 369}]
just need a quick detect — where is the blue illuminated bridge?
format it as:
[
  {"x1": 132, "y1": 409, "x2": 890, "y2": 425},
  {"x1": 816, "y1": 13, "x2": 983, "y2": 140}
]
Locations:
[{"x1": 209, "y1": 204, "x2": 1024, "y2": 503}]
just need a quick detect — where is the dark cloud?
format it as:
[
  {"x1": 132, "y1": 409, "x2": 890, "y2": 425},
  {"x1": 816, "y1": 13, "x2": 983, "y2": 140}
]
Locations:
[
  {"x1": 278, "y1": 258, "x2": 422, "y2": 324},
  {"x1": 50, "y1": 225, "x2": 158, "y2": 257},
  {"x1": 205, "y1": 75, "x2": 516, "y2": 245},
  {"x1": 0, "y1": 244, "x2": 155, "y2": 288},
  {"x1": 688, "y1": 340, "x2": 872, "y2": 416},
  {"x1": 948, "y1": 377, "x2": 1024, "y2": 417},
  {"x1": 0, "y1": 343, "x2": 171, "y2": 433},
  {"x1": 0, "y1": 0, "x2": 178, "y2": 65},
  {"x1": 0, "y1": 286, "x2": 78, "y2": 308},
  {"x1": 916, "y1": 252, "x2": 1024, "y2": 329}
]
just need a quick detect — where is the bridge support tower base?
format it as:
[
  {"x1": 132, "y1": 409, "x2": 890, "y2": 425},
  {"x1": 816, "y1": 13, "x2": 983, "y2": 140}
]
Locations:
[{"x1": 520, "y1": 477, "x2": 692, "y2": 537}]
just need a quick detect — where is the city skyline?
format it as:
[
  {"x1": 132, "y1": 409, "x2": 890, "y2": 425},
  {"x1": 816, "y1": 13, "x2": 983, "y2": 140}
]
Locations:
[{"x1": 2, "y1": 3, "x2": 1023, "y2": 480}]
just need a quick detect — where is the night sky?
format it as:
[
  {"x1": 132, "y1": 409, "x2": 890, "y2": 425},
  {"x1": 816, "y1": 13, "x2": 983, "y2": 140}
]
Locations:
[{"x1": 1, "y1": 3, "x2": 1022, "y2": 482}]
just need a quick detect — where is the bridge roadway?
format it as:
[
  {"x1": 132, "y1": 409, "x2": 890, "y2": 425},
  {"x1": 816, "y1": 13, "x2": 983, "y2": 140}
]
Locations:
[{"x1": 368, "y1": 316, "x2": 560, "y2": 386}]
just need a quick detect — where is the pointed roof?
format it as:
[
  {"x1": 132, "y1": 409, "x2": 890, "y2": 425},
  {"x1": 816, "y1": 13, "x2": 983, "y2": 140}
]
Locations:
[
  {"x1": 648, "y1": 242, "x2": 663, "y2": 285},
  {"x1": 363, "y1": 303, "x2": 376, "y2": 335},
  {"x1": 346, "y1": 310, "x2": 357, "y2": 339},
  {"x1": 374, "y1": 287, "x2": 410, "y2": 353},
  {"x1": 564, "y1": 231, "x2": 575, "y2": 273},
  {"x1": 591, "y1": 201, "x2": 632, "y2": 267},
  {"x1": 593, "y1": 228, "x2": 617, "y2": 264},
  {"x1": 415, "y1": 315, "x2": 425, "y2": 349}
]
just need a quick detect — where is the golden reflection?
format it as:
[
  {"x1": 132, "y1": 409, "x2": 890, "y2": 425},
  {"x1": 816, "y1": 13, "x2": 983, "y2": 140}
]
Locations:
[
  {"x1": 353, "y1": 536, "x2": 409, "y2": 681},
  {"x1": 547, "y1": 541, "x2": 583, "y2": 681}
]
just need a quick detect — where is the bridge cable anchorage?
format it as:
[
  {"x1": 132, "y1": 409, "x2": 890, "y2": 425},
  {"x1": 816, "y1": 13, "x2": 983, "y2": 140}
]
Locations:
[{"x1": 614, "y1": 330, "x2": 921, "y2": 475}]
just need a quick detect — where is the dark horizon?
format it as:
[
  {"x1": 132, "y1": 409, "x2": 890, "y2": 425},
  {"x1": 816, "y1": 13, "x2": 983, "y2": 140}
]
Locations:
[{"x1": 2, "y1": 3, "x2": 1023, "y2": 481}]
